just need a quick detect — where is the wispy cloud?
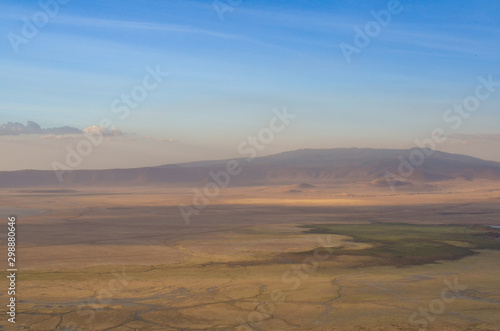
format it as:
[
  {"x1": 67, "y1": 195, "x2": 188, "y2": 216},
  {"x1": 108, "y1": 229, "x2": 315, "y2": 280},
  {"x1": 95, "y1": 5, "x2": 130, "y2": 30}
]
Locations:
[
  {"x1": 54, "y1": 15, "x2": 239, "y2": 39},
  {"x1": 44, "y1": 14, "x2": 302, "y2": 56},
  {"x1": 384, "y1": 27, "x2": 497, "y2": 56}
]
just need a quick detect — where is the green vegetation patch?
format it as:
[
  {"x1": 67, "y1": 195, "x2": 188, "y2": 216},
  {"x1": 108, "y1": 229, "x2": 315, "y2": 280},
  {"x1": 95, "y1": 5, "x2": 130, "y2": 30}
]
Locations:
[{"x1": 294, "y1": 223, "x2": 500, "y2": 267}]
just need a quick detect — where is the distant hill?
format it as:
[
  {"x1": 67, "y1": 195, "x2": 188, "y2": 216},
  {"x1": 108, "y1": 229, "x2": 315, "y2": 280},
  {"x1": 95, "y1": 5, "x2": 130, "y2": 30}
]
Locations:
[{"x1": 1, "y1": 148, "x2": 500, "y2": 188}]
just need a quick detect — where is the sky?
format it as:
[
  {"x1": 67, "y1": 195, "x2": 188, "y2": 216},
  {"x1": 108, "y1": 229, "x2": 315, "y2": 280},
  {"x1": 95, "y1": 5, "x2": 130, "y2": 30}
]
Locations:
[{"x1": 1, "y1": 0, "x2": 500, "y2": 170}]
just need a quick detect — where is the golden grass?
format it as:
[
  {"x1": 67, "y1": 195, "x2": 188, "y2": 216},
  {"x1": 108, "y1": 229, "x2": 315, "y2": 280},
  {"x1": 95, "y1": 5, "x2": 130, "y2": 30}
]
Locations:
[{"x1": 1, "y1": 182, "x2": 499, "y2": 330}]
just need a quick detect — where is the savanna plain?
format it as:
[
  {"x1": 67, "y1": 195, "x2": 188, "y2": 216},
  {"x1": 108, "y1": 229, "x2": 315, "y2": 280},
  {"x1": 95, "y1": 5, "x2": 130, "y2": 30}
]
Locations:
[{"x1": 1, "y1": 181, "x2": 500, "y2": 330}]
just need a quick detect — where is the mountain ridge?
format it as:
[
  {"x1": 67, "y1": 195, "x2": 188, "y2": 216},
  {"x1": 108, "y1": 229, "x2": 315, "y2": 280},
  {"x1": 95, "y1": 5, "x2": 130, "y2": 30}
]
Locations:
[{"x1": 1, "y1": 148, "x2": 500, "y2": 188}]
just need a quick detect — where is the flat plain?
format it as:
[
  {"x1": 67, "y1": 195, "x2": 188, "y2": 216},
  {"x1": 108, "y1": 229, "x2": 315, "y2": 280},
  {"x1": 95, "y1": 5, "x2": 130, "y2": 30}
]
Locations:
[{"x1": 1, "y1": 181, "x2": 500, "y2": 330}]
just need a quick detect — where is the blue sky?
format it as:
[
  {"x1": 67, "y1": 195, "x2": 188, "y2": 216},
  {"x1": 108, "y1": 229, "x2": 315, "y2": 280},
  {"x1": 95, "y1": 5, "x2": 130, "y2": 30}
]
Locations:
[{"x1": 1, "y1": 0, "x2": 500, "y2": 169}]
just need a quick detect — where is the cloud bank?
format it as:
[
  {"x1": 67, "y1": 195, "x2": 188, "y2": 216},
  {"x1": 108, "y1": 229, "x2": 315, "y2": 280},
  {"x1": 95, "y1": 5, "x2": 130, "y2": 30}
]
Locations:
[
  {"x1": 0, "y1": 121, "x2": 125, "y2": 138},
  {"x1": 0, "y1": 121, "x2": 82, "y2": 136}
]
